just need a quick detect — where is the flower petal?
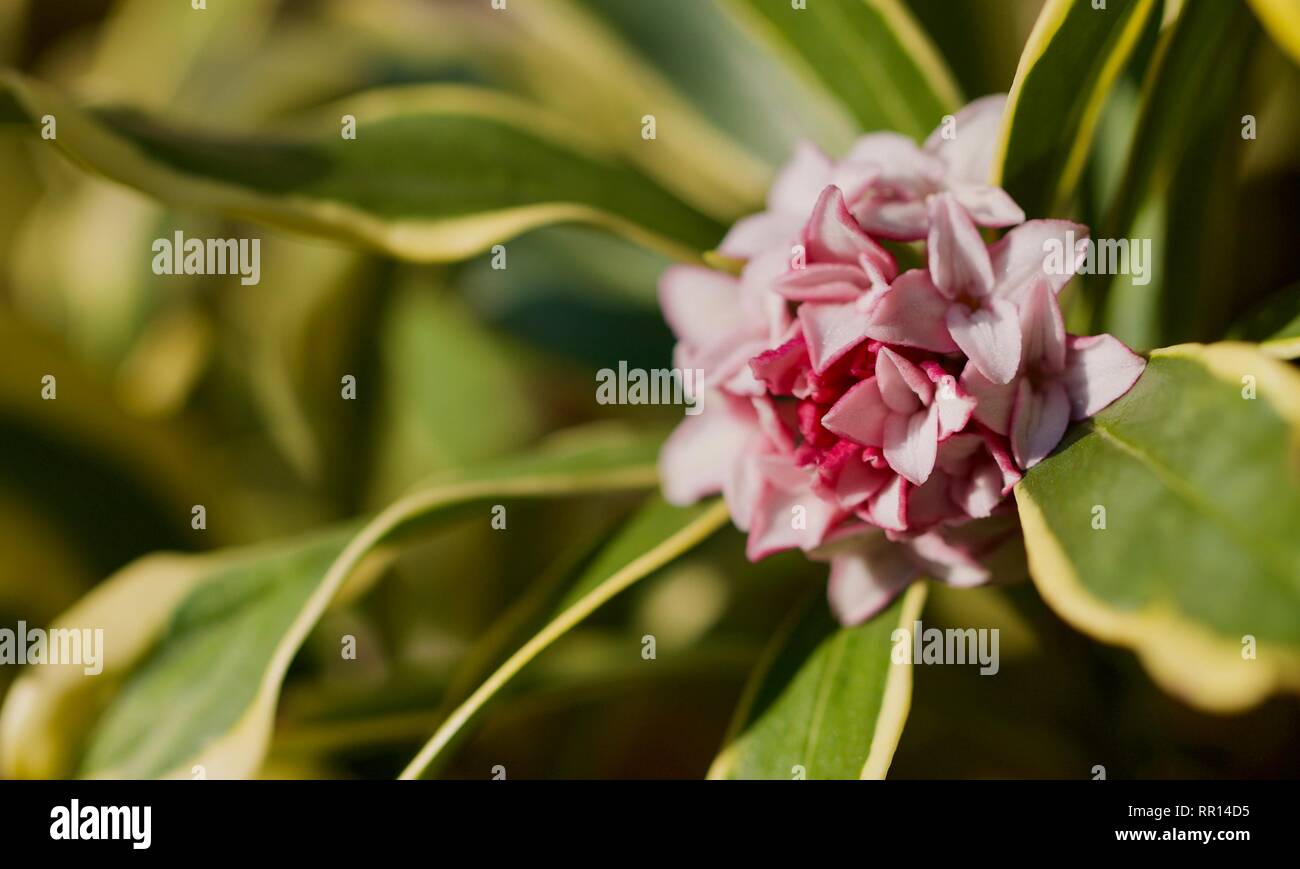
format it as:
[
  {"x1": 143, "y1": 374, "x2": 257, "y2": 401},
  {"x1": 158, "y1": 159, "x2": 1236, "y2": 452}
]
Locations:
[
  {"x1": 924, "y1": 94, "x2": 1007, "y2": 184},
  {"x1": 906, "y1": 531, "x2": 990, "y2": 587},
  {"x1": 1062, "y1": 333, "x2": 1146, "y2": 420},
  {"x1": 987, "y1": 219, "x2": 1089, "y2": 304},
  {"x1": 845, "y1": 132, "x2": 945, "y2": 183},
  {"x1": 821, "y1": 377, "x2": 889, "y2": 446},
  {"x1": 950, "y1": 182, "x2": 1024, "y2": 228},
  {"x1": 805, "y1": 185, "x2": 897, "y2": 279},
  {"x1": 950, "y1": 457, "x2": 1004, "y2": 519},
  {"x1": 658, "y1": 394, "x2": 755, "y2": 505},
  {"x1": 825, "y1": 540, "x2": 919, "y2": 626},
  {"x1": 861, "y1": 269, "x2": 959, "y2": 352},
  {"x1": 749, "y1": 333, "x2": 808, "y2": 396},
  {"x1": 798, "y1": 302, "x2": 871, "y2": 374},
  {"x1": 746, "y1": 475, "x2": 843, "y2": 560},
  {"x1": 658, "y1": 265, "x2": 741, "y2": 347},
  {"x1": 884, "y1": 403, "x2": 940, "y2": 485},
  {"x1": 717, "y1": 211, "x2": 801, "y2": 258},
  {"x1": 875, "y1": 346, "x2": 933, "y2": 412},
  {"x1": 861, "y1": 473, "x2": 909, "y2": 532},
  {"x1": 1009, "y1": 379, "x2": 1071, "y2": 469},
  {"x1": 1018, "y1": 276, "x2": 1067, "y2": 375},
  {"x1": 946, "y1": 298, "x2": 1022, "y2": 384},
  {"x1": 927, "y1": 191, "x2": 994, "y2": 298},
  {"x1": 769, "y1": 140, "x2": 835, "y2": 214},
  {"x1": 773, "y1": 263, "x2": 870, "y2": 302},
  {"x1": 928, "y1": 367, "x2": 978, "y2": 438},
  {"x1": 959, "y1": 362, "x2": 1017, "y2": 434}
]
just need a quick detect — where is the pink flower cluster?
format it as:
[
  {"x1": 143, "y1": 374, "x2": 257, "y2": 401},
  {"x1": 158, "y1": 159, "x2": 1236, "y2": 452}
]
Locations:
[{"x1": 658, "y1": 97, "x2": 1146, "y2": 625}]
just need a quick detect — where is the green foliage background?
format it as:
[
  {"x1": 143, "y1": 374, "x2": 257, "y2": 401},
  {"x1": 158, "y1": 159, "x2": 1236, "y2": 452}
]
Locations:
[{"x1": 0, "y1": 0, "x2": 1298, "y2": 779}]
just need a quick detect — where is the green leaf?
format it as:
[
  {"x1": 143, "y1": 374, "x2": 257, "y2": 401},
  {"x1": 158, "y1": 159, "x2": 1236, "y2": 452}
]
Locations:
[
  {"x1": 1227, "y1": 281, "x2": 1300, "y2": 359},
  {"x1": 1092, "y1": 1, "x2": 1261, "y2": 348},
  {"x1": 0, "y1": 427, "x2": 664, "y2": 778},
  {"x1": 718, "y1": 0, "x2": 961, "y2": 139},
  {"x1": 1248, "y1": 0, "x2": 1300, "y2": 66},
  {"x1": 0, "y1": 72, "x2": 725, "y2": 263},
  {"x1": 560, "y1": 0, "x2": 858, "y2": 163},
  {"x1": 1016, "y1": 343, "x2": 1300, "y2": 713},
  {"x1": 399, "y1": 495, "x2": 731, "y2": 779},
  {"x1": 708, "y1": 584, "x2": 926, "y2": 780},
  {"x1": 992, "y1": 0, "x2": 1158, "y2": 216}
]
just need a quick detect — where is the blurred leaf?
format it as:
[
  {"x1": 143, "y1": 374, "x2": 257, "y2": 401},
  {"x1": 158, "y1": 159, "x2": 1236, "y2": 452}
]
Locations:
[
  {"x1": 0, "y1": 73, "x2": 725, "y2": 262},
  {"x1": 1227, "y1": 281, "x2": 1300, "y2": 359},
  {"x1": 0, "y1": 427, "x2": 664, "y2": 778},
  {"x1": 369, "y1": 279, "x2": 541, "y2": 503},
  {"x1": 718, "y1": 0, "x2": 961, "y2": 139},
  {"x1": 993, "y1": 0, "x2": 1158, "y2": 216},
  {"x1": 399, "y1": 495, "x2": 731, "y2": 779},
  {"x1": 1093, "y1": 0, "x2": 1260, "y2": 348},
  {"x1": 546, "y1": 0, "x2": 857, "y2": 166},
  {"x1": 0, "y1": 315, "x2": 247, "y2": 553},
  {"x1": 708, "y1": 584, "x2": 926, "y2": 780},
  {"x1": 1016, "y1": 343, "x2": 1300, "y2": 713},
  {"x1": 1248, "y1": 0, "x2": 1300, "y2": 66}
]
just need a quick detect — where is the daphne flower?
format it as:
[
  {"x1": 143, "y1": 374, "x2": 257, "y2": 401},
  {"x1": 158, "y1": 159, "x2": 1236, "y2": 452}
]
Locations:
[
  {"x1": 846, "y1": 95, "x2": 1024, "y2": 239},
  {"x1": 961, "y1": 279, "x2": 1146, "y2": 468},
  {"x1": 656, "y1": 107, "x2": 1146, "y2": 627},
  {"x1": 820, "y1": 346, "x2": 976, "y2": 486}
]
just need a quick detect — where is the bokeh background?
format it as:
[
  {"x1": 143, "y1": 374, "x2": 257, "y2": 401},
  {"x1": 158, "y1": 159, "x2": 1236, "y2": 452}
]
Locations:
[{"x1": 1, "y1": 0, "x2": 1298, "y2": 778}]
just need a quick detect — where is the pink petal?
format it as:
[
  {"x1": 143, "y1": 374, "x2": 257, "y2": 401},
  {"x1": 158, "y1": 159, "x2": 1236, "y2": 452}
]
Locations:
[
  {"x1": 929, "y1": 369, "x2": 978, "y2": 439},
  {"x1": 825, "y1": 540, "x2": 919, "y2": 626},
  {"x1": 749, "y1": 333, "x2": 808, "y2": 396},
  {"x1": 1062, "y1": 334, "x2": 1146, "y2": 420},
  {"x1": 875, "y1": 347, "x2": 934, "y2": 413},
  {"x1": 907, "y1": 469, "x2": 961, "y2": 528},
  {"x1": 946, "y1": 298, "x2": 1022, "y2": 385},
  {"x1": 979, "y1": 428, "x2": 1022, "y2": 494},
  {"x1": 723, "y1": 440, "x2": 765, "y2": 532},
  {"x1": 924, "y1": 94, "x2": 1007, "y2": 184},
  {"x1": 718, "y1": 211, "x2": 801, "y2": 258},
  {"x1": 1009, "y1": 379, "x2": 1071, "y2": 469},
  {"x1": 936, "y1": 431, "x2": 983, "y2": 474},
  {"x1": 769, "y1": 140, "x2": 835, "y2": 214},
  {"x1": 659, "y1": 394, "x2": 755, "y2": 505},
  {"x1": 861, "y1": 269, "x2": 959, "y2": 352},
  {"x1": 927, "y1": 192, "x2": 994, "y2": 299},
  {"x1": 951, "y1": 182, "x2": 1024, "y2": 228},
  {"x1": 906, "y1": 531, "x2": 990, "y2": 587},
  {"x1": 854, "y1": 198, "x2": 930, "y2": 240},
  {"x1": 988, "y1": 219, "x2": 1089, "y2": 305},
  {"x1": 1018, "y1": 277, "x2": 1067, "y2": 375},
  {"x1": 746, "y1": 476, "x2": 844, "y2": 560},
  {"x1": 959, "y1": 362, "x2": 1017, "y2": 434},
  {"x1": 804, "y1": 185, "x2": 897, "y2": 279},
  {"x1": 950, "y1": 458, "x2": 1004, "y2": 519},
  {"x1": 821, "y1": 377, "x2": 889, "y2": 446},
  {"x1": 774, "y1": 263, "x2": 870, "y2": 303},
  {"x1": 861, "y1": 473, "x2": 909, "y2": 531},
  {"x1": 816, "y1": 441, "x2": 891, "y2": 511},
  {"x1": 884, "y1": 403, "x2": 940, "y2": 485},
  {"x1": 798, "y1": 302, "x2": 870, "y2": 374},
  {"x1": 658, "y1": 265, "x2": 741, "y2": 347},
  {"x1": 844, "y1": 132, "x2": 945, "y2": 184}
]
